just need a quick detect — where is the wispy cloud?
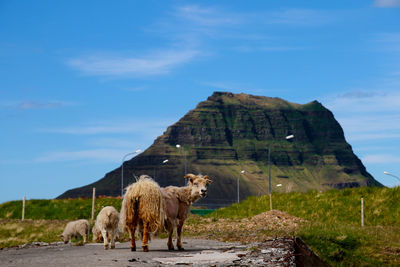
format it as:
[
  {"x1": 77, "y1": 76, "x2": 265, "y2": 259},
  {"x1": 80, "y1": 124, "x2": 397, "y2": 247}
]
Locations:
[
  {"x1": 2, "y1": 101, "x2": 72, "y2": 110},
  {"x1": 362, "y1": 154, "x2": 400, "y2": 164},
  {"x1": 87, "y1": 137, "x2": 141, "y2": 148},
  {"x1": 38, "y1": 119, "x2": 176, "y2": 136},
  {"x1": 35, "y1": 149, "x2": 133, "y2": 163},
  {"x1": 325, "y1": 90, "x2": 400, "y2": 113},
  {"x1": 164, "y1": 5, "x2": 330, "y2": 53},
  {"x1": 323, "y1": 90, "x2": 400, "y2": 142},
  {"x1": 175, "y1": 5, "x2": 242, "y2": 27},
  {"x1": 68, "y1": 49, "x2": 199, "y2": 77},
  {"x1": 374, "y1": 0, "x2": 400, "y2": 7},
  {"x1": 373, "y1": 33, "x2": 400, "y2": 52},
  {"x1": 233, "y1": 45, "x2": 307, "y2": 53},
  {"x1": 175, "y1": 5, "x2": 333, "y2": 28},
  {"x1": 263, "y1": 8, "x2": 334, "y2": 26}
]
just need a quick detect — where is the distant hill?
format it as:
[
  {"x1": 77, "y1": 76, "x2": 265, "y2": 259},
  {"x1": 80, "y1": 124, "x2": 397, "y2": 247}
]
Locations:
[{"x1": 57, "y1": 92, "x2": 382, "y2": 207}]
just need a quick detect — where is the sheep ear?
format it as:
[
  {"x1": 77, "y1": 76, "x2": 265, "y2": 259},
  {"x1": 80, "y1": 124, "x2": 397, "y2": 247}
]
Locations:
[{"x1": 204, "y1": 176, "x2": 212, "y2": 184}]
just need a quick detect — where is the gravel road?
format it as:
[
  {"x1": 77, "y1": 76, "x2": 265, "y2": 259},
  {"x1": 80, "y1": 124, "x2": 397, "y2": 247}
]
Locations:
[
  {"x1": 1, "y1": 239, "x2": 244, "y2": 267},
  {"x1": 0, "y1": 237, "x2": 313, "y2": 267}
]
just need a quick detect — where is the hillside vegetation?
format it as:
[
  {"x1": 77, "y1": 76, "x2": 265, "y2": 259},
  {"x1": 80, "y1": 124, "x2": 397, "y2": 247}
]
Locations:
[
  {"x1": 208, "y1": 186, "x2": 400, "y2": 266},
  {"x1": 0, "y1": 197, "x2": 122, "y2": 220},
  {"x1": 0, "y1": 187, "x2": 399, "y2": 266},
  {"x1": 59, "y1": 92, "x2": 381, "y2": 202}
]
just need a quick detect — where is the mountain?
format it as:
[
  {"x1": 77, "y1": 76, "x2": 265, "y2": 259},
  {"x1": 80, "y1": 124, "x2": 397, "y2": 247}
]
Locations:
[{"x1": 57, "y1": 92, "x2": 382, "y2": 207}]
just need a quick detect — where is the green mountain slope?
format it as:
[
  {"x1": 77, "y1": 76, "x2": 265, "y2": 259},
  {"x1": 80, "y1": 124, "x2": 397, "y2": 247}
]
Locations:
[{"x1": 58, "y1": 92, "x2": 382, "y2": 206}]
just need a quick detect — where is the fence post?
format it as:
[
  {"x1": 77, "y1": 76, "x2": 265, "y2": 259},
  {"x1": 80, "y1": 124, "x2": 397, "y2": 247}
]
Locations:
[
  {"x1": 361, "y1": 197, "x2": 364, "y2": 227},
  {"x1": 22, "y1": 196, "x2": 26, "y2": 221},
  {"x1": 269, "y1": 193, "x2": 273, "y2": 211},
  {"x1": 91, "y1": 188, "x2": 96, "y2": 221}
]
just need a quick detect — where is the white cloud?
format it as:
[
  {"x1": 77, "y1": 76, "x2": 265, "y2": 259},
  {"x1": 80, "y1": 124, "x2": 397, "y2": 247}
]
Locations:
[
  {"x1": 362, "y1": 154, "x2": 400, "y2": 164},
  {"x1": 35, "y1": 149, "x2": 132, "y2": 163},
  {"x1": 38, "y1": 119, "x2": 175, "y2": 135},
  {"x1": 175, "y1": 5, "x2": 241, "y2": 27},
  {"x1": 323, "y1": 90, "x2": 400, "y2": 141},
  {"x1": 175, "y1": 6, "x2": 332, "y2": 27},
  {"x1": 263, "y1": 8, "x2": 334, "y2": 26},
  {"x1": 2, "y1": 101, "x2": 72, "y2": 110},
  {"x1": 374, "y1": 33, "x2": 400, "y2": 52},
  {"x1": 87, "y1": 137, "x2": 141, "y2": 148},
  {"x1": 325, "y1": 90, "x2": 400, "y2": 113},
  {"x1": 68, "y1": 49, "x2": 199, "y2": 77},
  {"x1": 374, "y1": 0, "x2": 400, "y2": 7},
  {"x1": 233, "y1": 45, "x2": 307, "y2": 53}
]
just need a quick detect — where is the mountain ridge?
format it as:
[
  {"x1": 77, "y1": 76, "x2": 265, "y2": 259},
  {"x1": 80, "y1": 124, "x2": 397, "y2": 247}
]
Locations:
[{"x1": 57, "y1": 92, "x2": 382, "y2": 206}]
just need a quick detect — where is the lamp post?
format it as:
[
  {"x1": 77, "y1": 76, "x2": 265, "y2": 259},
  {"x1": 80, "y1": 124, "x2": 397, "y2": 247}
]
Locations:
[
  {"x1": 383, "y1": 171, "x2": 400, "y2": 184},
  {"x1": 154, "y1": 159, "x2": 169, "y2": 180},
  {"x1": 121, "y1": 149, "x2": 142, "y2": 196},
  {"x1": 237, "y1": 170, "x2": 245, "y2": 203},
  {"x1": 268, "y1": 134, "x2": 294, "y2": 210},
  {"x1": 176, "y1": 144, "x2": 187, "y2": 174}
]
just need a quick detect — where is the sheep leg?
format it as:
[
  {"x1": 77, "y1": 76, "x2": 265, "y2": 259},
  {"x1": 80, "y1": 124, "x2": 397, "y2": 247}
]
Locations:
[
  {"x1": 167, "y1": 227, "x2": 174, "y2": 250},
  {"x1": 110, "y1": 230, "x2": 115, "y2": 249},
  {"x1": 127, "y1": 223, "x2": 137, "y2": 251},
  {"x1": 176, "y1": 221, "x2": 185, "y2": 251},
  {"x1": 142, "y1": 222, "x2": 150, "y2": 252},
  {"x1": 101, "y1": 229, "x2": 108, "y2": 250}
]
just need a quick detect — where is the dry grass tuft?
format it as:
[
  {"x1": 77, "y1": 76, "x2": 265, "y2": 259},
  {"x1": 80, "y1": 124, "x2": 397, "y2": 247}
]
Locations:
[{"x1": 184, "y1": 210, "x2": 305, "y2": 243}]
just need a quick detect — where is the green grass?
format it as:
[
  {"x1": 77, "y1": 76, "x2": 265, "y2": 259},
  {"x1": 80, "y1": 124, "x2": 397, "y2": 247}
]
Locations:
[
  {"x1": 0, "y1": 219, "x2": 67, "y2": 248},
  {"x1": 1, "y1": 187, "x2": 399, "y2": 266},
  {"x1": 0, "y1": 198, "x2": 122, "y2": 220},
  {"x1": 208, "y1": 186, "x2": 400, "y2": 266}
]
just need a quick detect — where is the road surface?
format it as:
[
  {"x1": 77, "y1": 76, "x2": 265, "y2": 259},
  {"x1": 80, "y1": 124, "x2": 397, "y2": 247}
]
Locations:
[{"x1": 1, "y1": 239, "x2": 246, "y2": 267}]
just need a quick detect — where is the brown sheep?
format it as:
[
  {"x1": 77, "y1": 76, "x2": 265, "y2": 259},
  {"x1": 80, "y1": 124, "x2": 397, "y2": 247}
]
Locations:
[
  {"x1": 162, "y1": 173, "x2": 212, "y2": 251},
  {"x1": 92, "y1": 206, "x2": 120, "y2": 249}
]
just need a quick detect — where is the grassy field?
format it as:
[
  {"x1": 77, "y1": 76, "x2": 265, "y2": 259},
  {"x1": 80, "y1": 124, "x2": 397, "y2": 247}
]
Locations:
[
  {"x1": 0, "y1": 187, "x2": 399, "y2": 266},
  {"x1": 209, "y1": 186, "x2": 400, "y2": 266}
]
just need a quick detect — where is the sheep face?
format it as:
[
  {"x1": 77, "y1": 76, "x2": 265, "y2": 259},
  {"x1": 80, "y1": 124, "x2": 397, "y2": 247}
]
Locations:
[
  {"x1": 184, "y1": 174, "x2": 212, "y2": 199},
  {"x1": 61, "y1": 234, "x2": 69, "y2": 244},
  {"x1": 92, "y1": 224, "x2": 102, "y2": 242}
]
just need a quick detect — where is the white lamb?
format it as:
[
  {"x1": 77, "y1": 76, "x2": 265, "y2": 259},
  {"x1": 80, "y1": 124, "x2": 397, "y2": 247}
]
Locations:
[
  {"x1": 61, "y1": 219, "x2": 89, "y2": 244},
  {"x1": 92, "y1": 206, "x2": 120, "y2": 250}
]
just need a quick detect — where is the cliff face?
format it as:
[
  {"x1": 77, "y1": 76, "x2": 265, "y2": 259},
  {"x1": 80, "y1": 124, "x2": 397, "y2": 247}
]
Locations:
[{"x1": 58, "y1": 92, "x2": 382, "y2": 206}]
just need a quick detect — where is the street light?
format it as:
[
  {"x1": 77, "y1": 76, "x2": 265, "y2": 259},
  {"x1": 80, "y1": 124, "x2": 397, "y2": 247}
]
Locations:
[
  {"x1": 121, "y1": 149, "x2": 142, "y2": 196},
  {"x1": 383, "y1": 171, "x2": 400, "y2": 184},
  {"x1": 176, "y1": 144, "x2": 187, "y2": 175},
  {"x1": 268, "y1": 134, "x2": 295, "y2": 210},
  {"x1": 154, "y1": 159, "x2": 169, "y2": 180},
  {"x1": 237, "y1": 170, "x2": 245, "y2": 203}
]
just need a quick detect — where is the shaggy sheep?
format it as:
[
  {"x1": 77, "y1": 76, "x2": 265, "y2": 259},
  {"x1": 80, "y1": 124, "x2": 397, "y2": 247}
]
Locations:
[
  {"x1": 119, "y1": 175, "x2": 165, "y2": 252},
  {"x1": 162, "y1": 173, "x2": 212, "y2": 251},
  {"x1": 119, "y1": 173, "x2": 212, "y2": 252},
  {"x1": 61, "y1": 219, "x2": 89, "y2": 244},
  {"x1": 92, "y1": 206, "x2": 120, "y2": 250}
]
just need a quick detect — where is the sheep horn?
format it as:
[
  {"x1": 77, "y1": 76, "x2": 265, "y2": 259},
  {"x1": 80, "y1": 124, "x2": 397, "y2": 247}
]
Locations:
[{"x1": 184, "y1": 174, "x2": 196, "y2": 179}]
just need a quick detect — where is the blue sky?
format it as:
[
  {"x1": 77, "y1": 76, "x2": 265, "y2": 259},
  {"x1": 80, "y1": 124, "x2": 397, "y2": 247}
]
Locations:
[{"x1": 1, "y1": 0, "x2": 400, "y2": 203}]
